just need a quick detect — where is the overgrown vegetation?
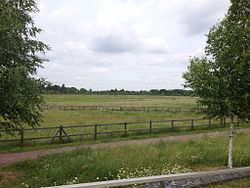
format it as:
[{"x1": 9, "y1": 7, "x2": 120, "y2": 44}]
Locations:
[{"x1": 2, "y1": 131, "x2": 250, "y2": 188}]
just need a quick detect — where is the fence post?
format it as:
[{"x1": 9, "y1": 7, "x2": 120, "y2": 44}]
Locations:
[
  {"x1": 20, "y1": 129, "x2": 24, "y2": 146},
  {"x1": 171, "y1": 120, "x2": 174, "y2": 130},
  {"x1": 149, "y1": 120, "x2": 152, "y2": 133},
  {"x1": 124, "y1": 122, "x2": 127, "y2": 136},
  {"x1": 59, "y1": 125, "x2": 63, "y2": 143},
  {"x1": 208, "y1": 118, "x2": 211, "y2": 127},
  {"x1": 94, "y1": 124, "x2": 97, "y2": 140},
  {"x1": 191, "y1": 119, "x2": 194, "y2": 131}
]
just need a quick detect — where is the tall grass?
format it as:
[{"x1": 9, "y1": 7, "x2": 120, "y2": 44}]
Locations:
[{"x1": 3, "y1": 131, "x2": 250, "y2": 188}]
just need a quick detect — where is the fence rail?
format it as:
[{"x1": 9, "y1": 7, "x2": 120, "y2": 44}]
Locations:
[
  {"x1": 0, "y1": 117, "x2": 243, "y2": 145},
  {"x1": 42, "y1": 104, "x2": 202, "y2": 113}
]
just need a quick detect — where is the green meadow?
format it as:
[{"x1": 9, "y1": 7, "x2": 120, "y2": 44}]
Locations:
[
  {"x1": 44, "y1": 94, "x2": 198, "y2": 108},
  {"x1": 0, "y1": 95, "x2": 244, "y2": 152}
]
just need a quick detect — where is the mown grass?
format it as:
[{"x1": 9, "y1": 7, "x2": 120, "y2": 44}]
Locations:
[{"x1": 2, "y1": 131, "x2": 250, "y2": 188}]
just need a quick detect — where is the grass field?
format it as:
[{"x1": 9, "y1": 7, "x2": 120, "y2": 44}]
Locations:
[
  {"x1": 2, "y1": 95, "x2": 207, "y2": 145},
  {"x1": 44, "y1": 94, "x2": 198, "y2": 108},
  {"x1": 8, "y1": 95, "x2": 201, "y2": 128},
  {"x1": 1, "y1": 131, "x2": 250, "y2": 188},
  {"x1": 0, "y1": 95, "x2": 242, "y2": 151}
]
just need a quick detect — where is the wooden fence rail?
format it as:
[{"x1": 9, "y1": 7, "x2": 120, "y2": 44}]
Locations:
[
  {"x1": 0, "y1": 117, "x2": 243, "y2": 145},
  {"x1": 42, "y1": 104, "x2": 202, "y2": 113}
]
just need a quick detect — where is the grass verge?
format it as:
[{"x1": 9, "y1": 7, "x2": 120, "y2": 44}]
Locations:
[{"x1": 1, "y1": 131, "x2": 250, "y2": 188}]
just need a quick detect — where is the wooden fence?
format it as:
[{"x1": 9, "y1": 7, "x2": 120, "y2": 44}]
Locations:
[
  {"x1": 0, "y1": 117, "x2": 242, "y2": 145},
  {"x1": 42, "y1": 104, "x2": 201, "y2": 113}
]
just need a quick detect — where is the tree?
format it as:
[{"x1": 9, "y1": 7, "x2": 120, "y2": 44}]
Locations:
[
  {"x1": 183, "y1": 0, "x2": 250, "y2": 168},
  {"x1": 0, "y1": 0, "x2": 49, "y2": 132},
  {"x1": 61, "y1": 84, "x2": 66, "y2": 93}
]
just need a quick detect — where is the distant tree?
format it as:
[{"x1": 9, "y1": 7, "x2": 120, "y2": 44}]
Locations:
[
  {"x1": 79, "y1": 88, "x2": 87, "y2": 94},
  {"x1": 69, "y1": 87, "x2": 78, "y2": 93},
  {"x1": 0, "y1": 0, "x2": 49, "y2": 132},
  {"x1": 149, "y1": 89, "x2": 159, "y2": 95},
  {"x1": 42, "y1": 83, "x2": 193, "y2": 96},
  {"x1": 61, "y1": 84, "x2": 66, "y2": 93},
  {"x1": 183, "y1": 0, "x2": 250, "y2": 168},
  {"x1": 159, "y1": 89, "x2": 167, "y2": 95}
]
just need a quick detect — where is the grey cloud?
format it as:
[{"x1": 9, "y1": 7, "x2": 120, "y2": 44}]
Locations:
[
  {"x1": 179, "y1": 0, "x2": 230, "y2": 36},
  {"x1": 92, "y1": 35, "x2": 136, "y2": 53},
  {"x1": 92, "y1": 33, "x2": 168, "y2": 54}
]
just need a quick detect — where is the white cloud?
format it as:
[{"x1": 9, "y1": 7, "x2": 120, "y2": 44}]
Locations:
[{"x1": 35, "y1": 0, "x2": 230, "y2": 90}]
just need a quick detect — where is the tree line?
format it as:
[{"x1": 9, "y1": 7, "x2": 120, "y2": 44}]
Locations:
[{"x1": 43, "y1": 83, "x2": 193, "y2": 96}]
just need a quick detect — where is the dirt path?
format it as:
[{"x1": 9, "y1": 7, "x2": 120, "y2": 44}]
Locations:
[{"x1": 1, "y1": 128, "x2": 250, "y2": 166}]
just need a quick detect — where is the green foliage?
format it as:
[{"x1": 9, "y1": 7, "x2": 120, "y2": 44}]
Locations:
[
  {"x1": 0, "y1": 67, "x2": 44, "y2": 131},
  {"x1": 42, "y1": 83, "x2": 193, "y2": 96},
  {"x1": 183, "y1": 57, "x2": 229, "y2": 117},
  {"x1": 0, "y1": 0, "x2": 49, "y2": 131},
  {"x1": 183, "y1": 0, "x2": 250, "y2": 119}
]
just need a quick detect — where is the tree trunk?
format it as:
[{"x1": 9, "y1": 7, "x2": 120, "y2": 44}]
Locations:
[{"x1": 228, "y1": 114, "x2": 234, "y2": 168}]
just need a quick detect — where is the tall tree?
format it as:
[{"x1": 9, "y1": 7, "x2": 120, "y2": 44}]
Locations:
[
  {"x1": 183, "y1": 0, "x2": 250, "y2": 168},
  {"x1": 0, "y1": 0, "x2": 49, "y2": 132}
]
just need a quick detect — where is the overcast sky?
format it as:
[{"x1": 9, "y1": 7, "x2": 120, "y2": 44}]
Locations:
[{"x1": 35, "y1": 0, "x2": 230, "y2": 90}]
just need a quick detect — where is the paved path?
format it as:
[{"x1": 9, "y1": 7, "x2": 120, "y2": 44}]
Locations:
[{"x1": 1, "y1": 128, "x2": 250, "y2": 166}]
